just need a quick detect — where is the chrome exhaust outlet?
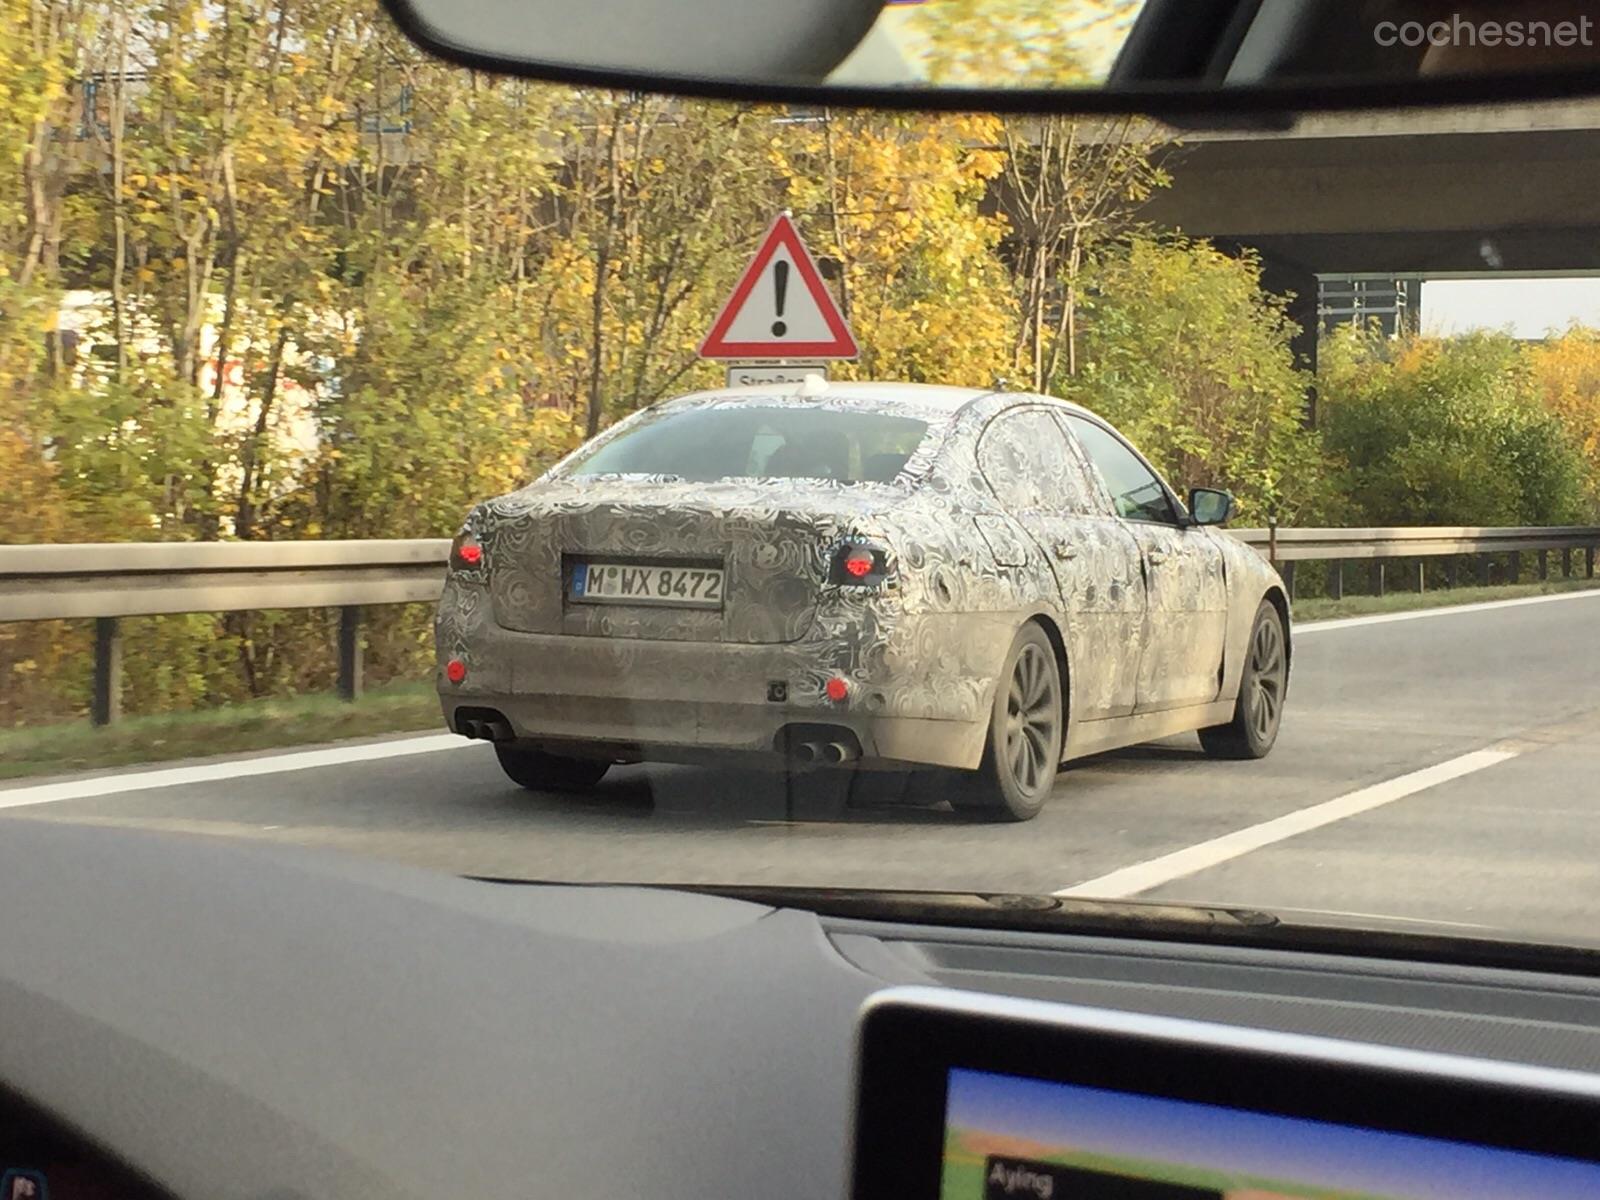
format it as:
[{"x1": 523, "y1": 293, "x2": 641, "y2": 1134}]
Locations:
[
  {"x1": 792, "y1": 741, "x2": 822, "y2": 764},
  {"x1": 821, "y1": 741, "x2": 858, "y2": 764}
]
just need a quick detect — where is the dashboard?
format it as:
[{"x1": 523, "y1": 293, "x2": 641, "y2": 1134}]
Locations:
[{"x1": 5, "y1": 818, "x2": 1600, "y2": 1199}]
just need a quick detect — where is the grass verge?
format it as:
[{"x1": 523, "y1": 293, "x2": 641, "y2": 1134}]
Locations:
[
  {"x1": 0, "y1": 682, "x2": 442, "y2": 782},
  {"x1": 1294, "y1": 576, "x2": 1600, "y2": 622}
]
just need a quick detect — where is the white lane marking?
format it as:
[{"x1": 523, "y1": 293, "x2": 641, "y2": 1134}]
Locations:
[
  {"x1": 1055, "y1": 748, "x2": 1518, "y2": 899},
  {"x1": 0, "y1": 733, "x2": 473, "y2": 811},
  {"x1": 1295, "y1": 585, "x2": 1600, "y2": 635}
]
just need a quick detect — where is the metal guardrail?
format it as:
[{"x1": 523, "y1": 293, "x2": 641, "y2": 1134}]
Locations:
[
  {"x1": 1233, "y1": 525, "x2": 1600, "y2": 561},
  {"x1": 0, "y1": 540, "x2": 448, "y2": 725},
  {"x1": 0, "y1": 540, "x2": 449, "y2": 622},
  {"x1": 1232, "y1": 525, "x2": 1600, "y2": 600},
  {"x1": 1, "y1": 527, "x2": 1596, "y2": 725}
]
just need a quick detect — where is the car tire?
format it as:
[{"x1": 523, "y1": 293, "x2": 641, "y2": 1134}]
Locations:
[
  {"x1": 1200, "y1": 599, "x2": 1288, "y2": 760},
  {"x1": 949, "y1": 622, "x2": 1063, "y2": 822},
  {"x1": 494, "y1": 744, "x2": 610, "y2": 793}
]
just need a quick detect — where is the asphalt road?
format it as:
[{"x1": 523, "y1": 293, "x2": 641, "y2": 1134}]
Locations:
[{"x1": 5, "y1": 590, "x2": 1600, "y2": 943}]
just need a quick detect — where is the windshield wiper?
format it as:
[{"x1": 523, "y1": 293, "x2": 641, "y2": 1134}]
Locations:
[
  {"x1": 465, "y1": 874, "x2": 1273, "y2": 935},
  {"x1": 464, "y1": 876, "x2": 1600, "y2": 979},
  {"x1": 667, "y1": 883, "x2": 1279, "y2": 936}
]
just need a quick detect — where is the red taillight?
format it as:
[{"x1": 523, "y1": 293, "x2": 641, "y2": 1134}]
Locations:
[
  {"x1": 450, "y1": 530, "x2": 484, "y2": 571},
  {"x1": 832, "y1": 542, "x2": 889, "y2": 585},
  {"x1": 445, "y1": 659, "x2": 467, "y2": 684},
  {"x1": 825, "y1": 677, "x2": 849, "y2": 703}
]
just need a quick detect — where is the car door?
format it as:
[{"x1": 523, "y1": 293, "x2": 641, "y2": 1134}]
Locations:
[
  {"x1": 975, "y1": 406, "x2": 1147, "y2": 721},
  {"x1": 1062, "y1": 413, "x2": 1229, "y2": 713}
]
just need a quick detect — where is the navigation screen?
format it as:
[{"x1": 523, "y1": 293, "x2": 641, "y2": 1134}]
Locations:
[{"x1": 941, "y1": 1068, "x2": 1600, "y2": 1200}]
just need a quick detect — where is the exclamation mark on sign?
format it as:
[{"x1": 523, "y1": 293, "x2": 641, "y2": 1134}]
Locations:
[{"x1": 771, "y1": 259, "x2": 789, "y2": 337}]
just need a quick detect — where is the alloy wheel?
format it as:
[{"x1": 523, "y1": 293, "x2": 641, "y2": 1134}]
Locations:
[
  {"x1": 1004, "y1": 642, "x2": 1060, "y2": 797},
  {"x1": 1248, "y1": 613, "x2": 1286, "y2": 744}
]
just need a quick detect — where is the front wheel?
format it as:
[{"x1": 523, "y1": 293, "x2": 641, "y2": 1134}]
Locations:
[
  {"x1": 1200, "y1": 599, "x2": 1288, "y2": 760},
  {"x1": 494, "y1": 744, "x2": 610, "y2": 793},
  {"x1": 949, "y1": 623, "x2": 1063, "y2": 822}
]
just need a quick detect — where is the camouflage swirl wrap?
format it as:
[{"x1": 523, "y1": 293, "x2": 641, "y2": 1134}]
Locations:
[{"x1": 434, "y1": 383, "x2": 1284, "y2": 770}]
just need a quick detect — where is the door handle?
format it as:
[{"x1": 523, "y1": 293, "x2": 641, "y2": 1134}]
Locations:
[
  {"x1": 1052, "y1": 541, "x2": 1077, "y2": 561},
  {"x1": 1146, "y1": 548, "x2": 1168, "y2": 566}
]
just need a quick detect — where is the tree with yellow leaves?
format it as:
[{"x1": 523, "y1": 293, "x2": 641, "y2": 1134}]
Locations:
[
  {"x1": 1525, "y1": 326, "x2": 1600, "y2": 517},
  {"x1": 772, "y1": 109, "x2": 1016, "y2": 388}
]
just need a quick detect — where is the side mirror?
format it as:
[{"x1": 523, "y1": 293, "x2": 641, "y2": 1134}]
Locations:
[{"x1": 1188, "y1": 488, "x2": 1235, "y2": 527}]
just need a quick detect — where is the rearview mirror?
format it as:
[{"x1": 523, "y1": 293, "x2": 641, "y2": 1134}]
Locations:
[
  {"x1": 1189, "y1": 488, "x2": 1235, "y2": 527},
  {"x1": 380, "y1": 0, "x2": 1600, "y2": 115}
]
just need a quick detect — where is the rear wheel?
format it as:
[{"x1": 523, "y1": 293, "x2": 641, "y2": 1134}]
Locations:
[
  {"x1": 950, "y1": 623, "x2": 1063, "y2": 822},
  {"x1": 494, "y1": 744, "x2": 610, "y2": 793},
  {"x1": 1200, "y1": 600, "x2": 1287, "y2": 760}
]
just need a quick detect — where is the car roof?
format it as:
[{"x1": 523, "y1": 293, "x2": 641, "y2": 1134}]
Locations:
[{"x1": 659, "y1": 380, "x2": 1099, "y2": 420}]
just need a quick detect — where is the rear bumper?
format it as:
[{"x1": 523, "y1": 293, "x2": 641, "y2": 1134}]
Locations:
[
  {"x1": 434, "y1": 579, "x2": 1004, "y2": 769},
  {"x1": 439, "y1": 690, "x2": 986, "y2": 769}
]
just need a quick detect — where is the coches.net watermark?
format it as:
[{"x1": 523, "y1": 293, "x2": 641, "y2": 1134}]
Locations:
[{"x1": 1375, "y1": 14, "x2": 1595, "y2": 50}]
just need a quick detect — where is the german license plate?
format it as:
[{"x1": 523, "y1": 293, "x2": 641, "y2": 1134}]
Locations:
[{"x1": 570, "y1": 562, "x2": 724, "y2": 608}]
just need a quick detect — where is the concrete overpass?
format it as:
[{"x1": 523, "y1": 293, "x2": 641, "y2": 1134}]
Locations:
[{"x1": 1143, "y1": 99, "x2": 1600, "y2": 365}]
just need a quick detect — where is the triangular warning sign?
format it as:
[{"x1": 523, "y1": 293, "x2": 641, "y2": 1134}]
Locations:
[{"x1": 699, "y1": 213, "x2": 859, "y2": 360}]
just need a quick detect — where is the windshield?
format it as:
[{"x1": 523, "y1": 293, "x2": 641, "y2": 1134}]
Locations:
[
  {"x1": 556, "y1": 404, "x2": 932, "y2": 484},
  {"x1": 6, "y1": 1, "x2": 1600, "y2": 960}
]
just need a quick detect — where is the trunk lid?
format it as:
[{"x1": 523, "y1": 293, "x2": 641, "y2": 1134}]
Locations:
[{"x1": 478, "y1": 477, "x2": 900, "y2": 644}]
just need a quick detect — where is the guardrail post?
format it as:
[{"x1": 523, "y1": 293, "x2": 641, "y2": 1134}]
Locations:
[
  {"x1": 1563, "y1": 547, "x2": 1573, "y2": 578},
  {"x1": 1414, "y1": 560, "x2": 1425, "y2": 593},
  {"x1": 337, "y1": 605, "x2": 363, "y2": 702},
  {"x1": 1329, "y1": 561, "x2": 1343, "y2": 600},
  {"x1": 1373, "y1": 561, "x2": 1385, "y2": 597},
  {"x1": 91, "y1": 617, "x2": 122, "y2": 726},
  {"x1": 1538, "y1": 549, "x2": 1549, "y2": 581}
]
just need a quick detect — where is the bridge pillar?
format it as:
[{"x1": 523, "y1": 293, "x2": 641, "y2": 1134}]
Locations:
[{"x1": 1217, "y1": 241, "x2": 1319, "y2": 423}]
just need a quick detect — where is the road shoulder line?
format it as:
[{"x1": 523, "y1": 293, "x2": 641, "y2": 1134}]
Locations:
[
  {"x1": 1294, "y1": 586, "x2": 1600, "y2": 635},
  {"x1": 0, "y1": 733, "x2": 471, "y2": 811}
]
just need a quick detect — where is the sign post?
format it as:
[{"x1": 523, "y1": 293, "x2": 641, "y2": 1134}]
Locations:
[{"x1": 699, "y1": 212, "x2": 858, "y2": 386}]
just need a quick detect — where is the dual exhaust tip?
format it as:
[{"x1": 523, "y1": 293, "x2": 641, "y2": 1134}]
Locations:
[
  {"x1": 461, "y1": 715, "x2": 859, "y2": 761},
  {"x1": 790, "y1": 739, "x2": 859, "y2": 765},
  {"x1": 458, "y1": 715, "x2": 513, "y2": 742}
]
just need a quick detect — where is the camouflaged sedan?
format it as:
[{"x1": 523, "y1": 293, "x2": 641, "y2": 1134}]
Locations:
[{"x1": 436, "y1": 381, "x2": 1290, "y2": 820}]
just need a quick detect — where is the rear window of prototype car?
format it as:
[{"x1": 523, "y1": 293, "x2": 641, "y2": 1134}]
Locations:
[{"x1": 557, "y1": 405, "x2": 934, "y2": 484}]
